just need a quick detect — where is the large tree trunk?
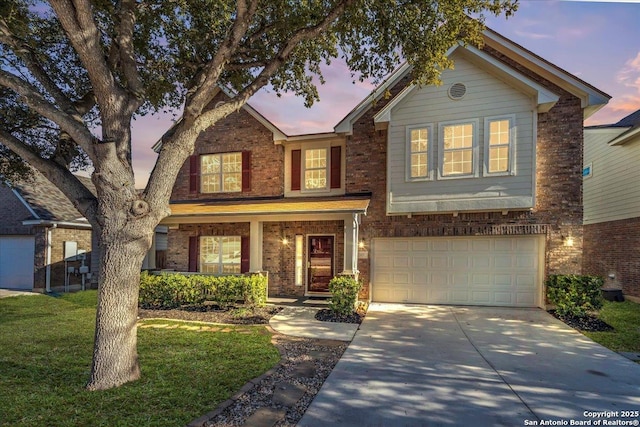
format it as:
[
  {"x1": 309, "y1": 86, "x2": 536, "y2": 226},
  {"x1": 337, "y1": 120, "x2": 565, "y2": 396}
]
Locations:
[{"x1": 85, "y1": 223, "x2": 152, "y2": 391}]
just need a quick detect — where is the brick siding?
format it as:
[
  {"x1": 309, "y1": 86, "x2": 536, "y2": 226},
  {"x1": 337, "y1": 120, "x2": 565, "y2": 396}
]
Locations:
[
  {"x1": 171, "y1": 95, "x2": 284, "y2": 201},
  {"x1": 583, "y1": 218, "x2": 640, "y2": 298},
  {"x1": 33, "y1": 226, "x2": 92, "y2": 292}
]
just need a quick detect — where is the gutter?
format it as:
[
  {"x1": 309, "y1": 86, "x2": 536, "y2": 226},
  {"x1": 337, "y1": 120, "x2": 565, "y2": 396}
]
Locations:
[{"x1": 21, "y1": 219, "x2": 92, "y2": 229}]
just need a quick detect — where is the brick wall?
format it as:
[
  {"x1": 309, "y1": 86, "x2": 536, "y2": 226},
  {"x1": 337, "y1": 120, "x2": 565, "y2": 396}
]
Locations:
[
  {"x1": 171, "y1": 96, "x2": 284, "y2": 201},
  {"x1": 583, "y1": 218, "x2": 640, "y2": 298},
  {"x1": 33, "y1": 226, "x2": 92, "y2": 292}
]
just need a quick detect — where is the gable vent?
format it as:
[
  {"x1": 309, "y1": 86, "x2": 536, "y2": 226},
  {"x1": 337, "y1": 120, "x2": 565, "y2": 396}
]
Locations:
[{"x1": 448, "y1": 82, "x2": 467, "y2": 100}]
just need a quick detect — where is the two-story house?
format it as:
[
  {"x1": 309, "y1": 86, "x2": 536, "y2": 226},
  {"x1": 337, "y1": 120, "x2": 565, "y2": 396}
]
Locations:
[
  {"x1": 583, "y1": 109, "x2": 640, "y2": 300},
  {"x1": 159, "y1": 28, "x2": 609, "y2": 308}
]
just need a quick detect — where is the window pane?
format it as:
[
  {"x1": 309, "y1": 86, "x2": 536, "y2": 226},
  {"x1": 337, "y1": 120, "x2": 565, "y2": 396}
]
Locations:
[
  {"x1": 305, "y1": 169, "x2": 327, "y2": 189},
  {"x1": 221, "y1": 237, "x2": 241, "y2": 273},
  {"x1": 223, "y1": 172, "x2": 241, "y2": 192},
  {"x1": 411, "y1": 153, "x2": 427, "y2": 178},
  {"x1": 305, "y1": 149, "x2": 327, "y2": 169},
  {"x1": 489, "y1": 120, "x2": 510, "y2": 146},
  {"x1": 201, "y1": 155, "x2": 221, "y2": 174},
  {"x1": 444, "y1": 149, "x2": 472, "y2": 175},
  {"x1": 489, "y1": 146, "x2": 509, "y2": 173},
  {"x1": 200, "y1": 237, "x2": 221, "y2": 273},
  {"x1": 201, "y1": 175, "x2": 220, "y2": 193},
  {"x1": 222, "y1": 153, "x2": 242, "y2": 172},
  {"x1": 444, "y1": 124, "x2": 473, "y2": 149}
]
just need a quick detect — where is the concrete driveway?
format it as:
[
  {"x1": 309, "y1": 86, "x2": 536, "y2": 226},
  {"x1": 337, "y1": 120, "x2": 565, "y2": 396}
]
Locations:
[{"x1": 299, "y1": 303, "x2": 640, "y2": 426}]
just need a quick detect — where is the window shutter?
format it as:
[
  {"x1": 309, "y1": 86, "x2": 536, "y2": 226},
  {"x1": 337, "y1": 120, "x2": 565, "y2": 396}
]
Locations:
[
  {"x1": 189, "y1": 155, "x2": 199, "y2": 194},
  {"x1": 291, "y1": 149, "x2": 301, "y2": 191},
  {"x1": 242, "y1": 151, "x2": 251, "y2": 192},
  {"x1": 241, "y1": 236, "x2": 250, "y2": 273},
  {"x1": 330, "y1": 146, "x2": 341, "y2": 189},
  {"x1": 188, "y1": 236, "x2": 199, "y2": 272}
]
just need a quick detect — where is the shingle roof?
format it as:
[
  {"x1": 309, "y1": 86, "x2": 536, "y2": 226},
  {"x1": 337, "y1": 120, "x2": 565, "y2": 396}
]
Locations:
[
  {"x1": 614, "y1": 109, "x2": 640, "y2": 127},
  {"x1": 11, "y1": 171, "x2": 94, "y2": 223}
]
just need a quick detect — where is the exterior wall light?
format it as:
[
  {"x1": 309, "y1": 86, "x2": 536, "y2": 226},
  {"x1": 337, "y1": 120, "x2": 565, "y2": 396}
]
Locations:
[
  {"x1": 563, "y1": 235, "x2": 574, "y2": 247},
  {"x1": 358, "y1": 239, "x2": 366, "y2": 249},
  {"x1": 282, "y1": 237, "x2": 289, "y2": 245}
]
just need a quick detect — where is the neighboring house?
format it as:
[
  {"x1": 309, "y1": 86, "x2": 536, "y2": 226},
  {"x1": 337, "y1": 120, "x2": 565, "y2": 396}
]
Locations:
[
  {"x1": 158, "y1": 28, "x2": 609, "y2": 308},
  {"x1": 583, "y1": 109, "x2": 640, "y2": 299},
  {"x1": 0, "y1": 171, "x2": 93, "y2": 292}
]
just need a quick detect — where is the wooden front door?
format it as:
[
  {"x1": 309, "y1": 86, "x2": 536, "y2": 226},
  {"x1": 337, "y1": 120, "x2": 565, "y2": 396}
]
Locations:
[{"x1": 308, "y1": 236, "x2": 334, "y2": 293}]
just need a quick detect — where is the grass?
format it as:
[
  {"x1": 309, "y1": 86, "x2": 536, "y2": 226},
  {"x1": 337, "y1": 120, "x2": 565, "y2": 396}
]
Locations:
[
  {"x1": 0, "y1": 291, "x2": 280, "y2": 427},
  {"x1": 583, "y1": 300, "x2": 640, "y2": 353}
]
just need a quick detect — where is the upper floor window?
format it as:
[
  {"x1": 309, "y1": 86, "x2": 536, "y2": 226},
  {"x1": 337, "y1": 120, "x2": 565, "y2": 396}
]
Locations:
[
  {"x1": 189, "y1": 151, "x2": 251, "y2": 194},
  {"x1": 407, "y1": 125, "x2": 432, "y2": 180},
  {"x1": 304, "y1": 148, "x2": 328, "y2": 190},
  {"x1": 291, "y1": 146, "x2": 341, "y2": 192},
  {"x1": 485, "y1": 115, "x2": 514, "y2": 175},
  {"x1": 439, "y1": 120, "x2": 478, "y2": 178}
]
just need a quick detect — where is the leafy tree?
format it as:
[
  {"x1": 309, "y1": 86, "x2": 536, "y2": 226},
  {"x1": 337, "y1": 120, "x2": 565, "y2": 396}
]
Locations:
[{"x1": 0, "y1": 0, "x2": 516, "y2": 390}]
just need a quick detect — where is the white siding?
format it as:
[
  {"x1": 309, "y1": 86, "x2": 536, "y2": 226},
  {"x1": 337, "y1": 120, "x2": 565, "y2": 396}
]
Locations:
[
  {"x1": 583, "y1": 128, "x2": 640, "y2": 224},
  {"x1": 387, "y1": 52, "x2": 535, "y2": 214}
]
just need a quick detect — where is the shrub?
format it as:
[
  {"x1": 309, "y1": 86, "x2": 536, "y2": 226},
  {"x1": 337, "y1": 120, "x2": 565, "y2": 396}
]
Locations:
[
  {"x1": 546, "y1": 274, "x2": 604, "y2": 318},
  {"x1": 138, "y1": 272, "x2": 267, "y2": 309},
  {"x1": 328, "y1": 275, "x2": 361, "y2": 316},
  {"x1": 139, "y1": 272, "x2": 204, "y2": 309}
]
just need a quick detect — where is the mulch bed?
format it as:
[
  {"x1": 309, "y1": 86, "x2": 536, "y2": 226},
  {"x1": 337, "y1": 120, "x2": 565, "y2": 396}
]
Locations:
[
  {"x1": 549, "y1": 310, "x2": 614, "y2": 332},
  {"x1": 138, "y1": 305, "x2": 283, "y2": 325},
  {"x1": 315, "y1": 306, "x2": 367, "y2": 324}
]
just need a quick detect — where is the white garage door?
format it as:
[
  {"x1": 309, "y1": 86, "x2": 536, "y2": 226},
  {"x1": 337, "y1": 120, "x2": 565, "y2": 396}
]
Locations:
[
  {"x1": 0, "y1": 236, "x2": 35, "y2": 290},
  {"x1": 372, "y1": 236, "x2": 543, "y2": 307}
]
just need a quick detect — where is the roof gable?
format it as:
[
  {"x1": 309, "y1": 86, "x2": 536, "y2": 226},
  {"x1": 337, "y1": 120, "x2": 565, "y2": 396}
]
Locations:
[{"x1": 335, "y1": 28, "x2": 610, "y2": 135}]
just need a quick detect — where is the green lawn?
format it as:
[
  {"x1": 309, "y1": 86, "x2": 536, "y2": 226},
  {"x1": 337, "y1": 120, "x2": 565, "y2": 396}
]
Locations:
[
  {"x1": 584, "y1": 300, "x2": 640, "y2": 354},
  {"x1": 0, "y1": 291, "x2": 280, "y2": 427}
]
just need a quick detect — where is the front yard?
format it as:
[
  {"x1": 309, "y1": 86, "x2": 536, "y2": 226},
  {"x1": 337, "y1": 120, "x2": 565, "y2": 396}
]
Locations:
[
  {"x1": 583, "y1": 300, "x2": 640, "y2": 354},
  {"x1": 0, "y1": 291, "x2": 280, "y2": 426}
]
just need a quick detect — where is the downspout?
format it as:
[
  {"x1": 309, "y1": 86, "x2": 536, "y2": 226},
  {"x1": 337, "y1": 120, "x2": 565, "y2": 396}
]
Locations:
[{"x1": 45, "y1": 224, "x2": 57, "y2": 293}]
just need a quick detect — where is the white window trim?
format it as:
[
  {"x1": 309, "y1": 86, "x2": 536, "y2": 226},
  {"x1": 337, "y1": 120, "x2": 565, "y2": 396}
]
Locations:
[
  {"x1": 301, "y1": 144, "x2": 330, "y2": 193},
  {"x1": 405, "y1": 123, "x2": 434, "y2": 182},
  {"x1": 199, "y1": 236, "x2": 241, "y2": 274},
  {"x1": 200, "y1": 152, "x2": 242, "y2": 194},
  {"x1": 483, "y1": 114, "x2": 516, "y2": 177},
  {"x1": 438, "y1": 118, "x2": 479, "y2": 180}
]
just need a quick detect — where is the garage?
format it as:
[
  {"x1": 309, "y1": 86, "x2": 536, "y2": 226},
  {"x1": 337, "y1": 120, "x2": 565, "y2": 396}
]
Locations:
[
  {"x1": 371, "y1": 235, "x2": 544, "y2": 307},
  {"x1": 0, "y1": 236, "x2": 35, "y2": 290}
]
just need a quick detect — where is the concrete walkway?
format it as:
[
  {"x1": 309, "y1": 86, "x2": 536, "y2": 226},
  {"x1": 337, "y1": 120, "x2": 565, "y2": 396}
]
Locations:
[
  {"x1": 299, "y1": 303, "x2": 640, "y2": 427},
  {"x1": 269, "y1": 306, "x2": 359, "y2": 341},
  {"x1": 0, "y1": 289, "x2": 39, "y2": 298}
]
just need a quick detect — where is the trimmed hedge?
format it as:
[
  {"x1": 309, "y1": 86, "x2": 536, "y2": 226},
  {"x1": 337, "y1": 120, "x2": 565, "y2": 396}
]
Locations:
[
  {"x1": 139, "y1": 271, "x2": 267, "y2": 309},
  {"x1": 546, "y1": 274, "x2": 604, "y2": 318},
  {"x1": 328, "y1": 275, "x2": 361, "y2": 315}
]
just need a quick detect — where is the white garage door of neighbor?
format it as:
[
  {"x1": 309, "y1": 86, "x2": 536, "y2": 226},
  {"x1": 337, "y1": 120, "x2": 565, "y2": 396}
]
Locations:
[
  {"x1": 0, "y1": 236, "x2": 35, "y2": 290},
  {"x1": 372, "y1": 236, "x2": 544, "y2": 307}
]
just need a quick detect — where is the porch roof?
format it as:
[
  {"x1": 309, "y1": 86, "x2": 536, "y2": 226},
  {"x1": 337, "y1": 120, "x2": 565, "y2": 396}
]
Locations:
[{"x1": 167, "y1": 197, "x2": 370, "y2": 218}]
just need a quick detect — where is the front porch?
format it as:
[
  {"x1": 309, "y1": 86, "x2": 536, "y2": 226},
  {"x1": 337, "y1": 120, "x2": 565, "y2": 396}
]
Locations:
[{"x1": 158, "y1": 196, "x2": 369, "y2": 297}]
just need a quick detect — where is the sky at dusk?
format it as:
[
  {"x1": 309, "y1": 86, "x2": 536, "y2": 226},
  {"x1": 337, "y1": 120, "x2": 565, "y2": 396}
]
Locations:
[{"x1": 130, "y1": 0, "x2": 640, "y2": 188}]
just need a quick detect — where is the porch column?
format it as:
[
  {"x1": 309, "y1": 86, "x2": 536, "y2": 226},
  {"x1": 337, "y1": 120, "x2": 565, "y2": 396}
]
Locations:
[
  {"x1": 342, "y1": 213, "x2": 360, "y2": 276},
  {"x1": 142, "y1": 230, "x2": 157, "y2": 270},
  {"x1": 249, "y1": 220, "x2": 263, "y2": 272}
]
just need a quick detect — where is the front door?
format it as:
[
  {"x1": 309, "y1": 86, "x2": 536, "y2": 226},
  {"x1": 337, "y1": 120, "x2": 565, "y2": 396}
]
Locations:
[{"x1": 308, "y1": 236, "x2": 334, "y2": 293}]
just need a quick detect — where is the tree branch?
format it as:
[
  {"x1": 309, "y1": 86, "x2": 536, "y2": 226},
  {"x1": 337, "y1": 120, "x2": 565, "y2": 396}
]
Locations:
[
  {"x1": 0, "y1": 69, "x2": 98, "y2": 153},
  {"x1": 0, "y1": 129, "x2": 97, "y2": 219},
  {"x1": 185, "y1": 0, "x2": 258, "y2": 119},
  {"x1": 0, "y1": 17, "x2": 74, "y2": 114},
  {"x1": 116, "y1": 0, "x2": 144, "y2": 101},
  {"x1": 48, "y1": 0, "x2": 127, "y2": 113}
]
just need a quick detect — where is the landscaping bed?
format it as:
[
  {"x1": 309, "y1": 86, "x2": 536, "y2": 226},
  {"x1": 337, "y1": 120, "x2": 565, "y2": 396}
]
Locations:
[
  {"x1": 548, "y1": 310, "x2": 614, "y2": 332},
  {"x1": 138, "y1": 304, "x2": 282, "y2": 325}
]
